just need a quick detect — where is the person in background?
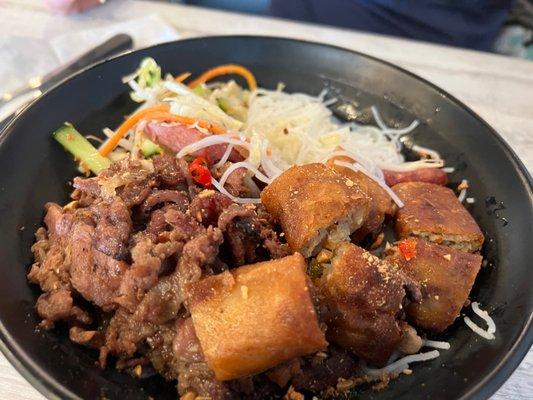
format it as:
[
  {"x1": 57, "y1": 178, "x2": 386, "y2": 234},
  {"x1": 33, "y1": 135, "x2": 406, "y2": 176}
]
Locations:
[{"x1": 270, "y1": 0, "x2": 514, "y2": 52}]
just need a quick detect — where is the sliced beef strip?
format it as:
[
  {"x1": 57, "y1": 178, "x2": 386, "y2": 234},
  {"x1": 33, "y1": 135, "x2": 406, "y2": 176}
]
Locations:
[
  {"x1": 218, "y1": 204, "x2": 289, "y2": 266},
  {"x1": 69, "y1": 222, "x2": 128, "y2": 311},
  {"x1": 152, "y1": 154, "x2": 185, "y2": 188},
  {"x1": 139, "y1": 189, "x2": 189, "y2": 216},
  {"x1": 218, "y1": 204, "x2": 260, "y2": 265},
  {"x1": 73, "y1": 159, "x2": 156, "y2": 207},
  {"x1": 189, "y1": 190, "x2": 233, "y2": 227},
  {"x1": 117, "y1": 209, "x2": 203, "y2": 311},
  {"x1": 173, "y1": 318, "x2": 231, "y2": 399},
  {"x1": 69, "y1": 326, "x2": 105, "y2": 348},
  {"x1": 28, "y1": 238, "x2": 68, "y2": 293},
  {"x1": 99, "y1": 308, "x2": 158, "y2": 367},
  {"x1": 134, "y1": 227, "x2": 223, "y2": 324},
  {"x1": 115, "y1": 238, "x2": 164, "y2": 312},
  {"x1": 290, "y1": 347, "x2": 359, "y2": 392},
  {"x1": 28, "y1": 203, "x2": 94, "y2": 293},
  {"x1": 36, "y1": 289, "x2": 91, "y2": 329},
  {"x1": 214, "y1": 163, "x2": 260, "y2": 197},
  {"x1": 90, "y1": 198, "x2": 132, "y2": 259}
]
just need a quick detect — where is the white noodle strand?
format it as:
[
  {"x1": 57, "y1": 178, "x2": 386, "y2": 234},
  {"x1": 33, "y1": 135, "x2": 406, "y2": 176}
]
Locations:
[
  {"x1": 422, "y1": 339, "x2": 451, "y2": 350},
  {"x1": 213, "y1": 144, "x2": 234, "y2": 169},
  {"x1": 463, "y1": 302, "x2": 496, "y2": 340},
  {"x1": 211, "y1": 178, "x2": 261, "y2": 204},
  {"x1": 177, "y1": 135, "x2": 250, "y2": 159},
  {"x1": 219, "y1": 161, "x2": 272, "y2": 187},
  {"x1": 361, "y1": 350, "x2": 440, "y2": 377}
]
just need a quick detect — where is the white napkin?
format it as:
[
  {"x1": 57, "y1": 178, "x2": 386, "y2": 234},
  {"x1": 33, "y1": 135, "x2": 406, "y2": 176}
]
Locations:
[
  {"x1": 0, "y1": 14, "x2": 179, "y2": 120},
  {"x1": 50, "y1": 14, "x2": 180, "y2": 64}
]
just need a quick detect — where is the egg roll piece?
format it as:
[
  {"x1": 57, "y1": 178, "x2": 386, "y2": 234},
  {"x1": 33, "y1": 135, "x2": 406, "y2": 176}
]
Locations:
[
  {"x1": 332, "y1": 163, "x2": 395, "y2": 242},
  {"x1": 393, "y1": 182, "x2": 484, "y2": 252},
  {"x1": 187, "y1": 253, "x2": 327, "y2": 381},
  {"x1": 261, "y1": 163, "x2": 369, "y2": 257},
  {"x1": 385, "y1": 238, "x2": 482, "y2": 332},
  {"x1": 315, "y1": 242, "x2": 421, "y2": 366}
]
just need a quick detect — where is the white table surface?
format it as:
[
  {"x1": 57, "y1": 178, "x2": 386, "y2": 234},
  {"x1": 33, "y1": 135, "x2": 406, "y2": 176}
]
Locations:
[{"x1": 1, "y1": 1, "x2": 532, "y2": 399}]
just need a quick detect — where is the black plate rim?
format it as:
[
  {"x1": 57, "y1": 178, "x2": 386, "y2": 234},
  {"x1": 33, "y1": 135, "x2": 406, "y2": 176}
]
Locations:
[{"x1": 0, "y1": 35, "x2": 531, "y2": 400}]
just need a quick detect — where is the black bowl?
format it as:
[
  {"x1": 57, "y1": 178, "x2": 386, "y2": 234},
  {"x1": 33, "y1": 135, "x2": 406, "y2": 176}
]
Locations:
[{"x1": 0, "y1": 36, "x2": 531, "y2": 400}]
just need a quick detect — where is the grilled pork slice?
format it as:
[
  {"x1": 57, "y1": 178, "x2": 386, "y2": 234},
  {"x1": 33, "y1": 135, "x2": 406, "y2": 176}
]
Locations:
[
  {"x1": 261, "y1": 164, "x2": 370, "y2": 257},
  {"x1": 187, "y1": 253, "x2": 327, "y2": 381},
  {"x1": 385, "y1": 238, "x2": 482, "y2": 332},
  {"x1": 332, "y1": 163, "x2": 395, "y2": 242},
  {"x1": 315, "y1": 242, "x2": 421, "y2": 366},
  {"x1": 393, "y1": 182, "x2": 484, "y2": 252}
]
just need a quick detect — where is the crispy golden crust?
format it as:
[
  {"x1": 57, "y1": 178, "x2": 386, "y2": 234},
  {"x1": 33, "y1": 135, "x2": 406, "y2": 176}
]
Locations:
[
  {"x1": 316, "y1": 243, "x2": 415, "y2": 366},
  {"x1": 261, "y1": 164, "x2": 369, "y2": 257},
  {"x1": 385, "y1": 238, "x2": 482, "y2": 332},
  {"x1": 393, "y1": 182, "x2": 484, "y2": 252},
  {"x1": 187, "y1": 253, "x2": 327, "y2": 381},
  {"x1": 332, "y1": 164, "x2": 395, "y2": 242}
]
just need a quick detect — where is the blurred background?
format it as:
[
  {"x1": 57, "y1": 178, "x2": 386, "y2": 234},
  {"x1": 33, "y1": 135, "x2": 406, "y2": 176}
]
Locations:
[
  {"x1": 181, "y1": 0, "x2": 533, "y2": 58},
  {"x1": 1, "y1": 0, "x2": 532, "y2": 122}
]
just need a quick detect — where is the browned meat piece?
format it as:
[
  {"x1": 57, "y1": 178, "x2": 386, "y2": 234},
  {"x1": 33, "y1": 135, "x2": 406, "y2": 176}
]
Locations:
[
  {"x1": 91, "y1": 198, "x2": 132, "y2": 259},
  {"x1": 140, "y1": 189, "x2": 189, "y2": 216},
  {"x1": 28, "y1": 232, "x2": 69, "y2": 293},
  {"x1": 258, "y1": 225, "x2": 291, "y2": 260},
  {"x1": 134, "y1": 227, "x2": 223, "y2": 324},
  {"x1": 28, "y1": 203, "x2": 93, "y2": 293},
  {"x1": 393, "y1": 182, "x2": 484, "y2": 252},
  {"x1": 173, "y1": 318, "x2": 232, "y2": 399},
  {"x1": 397, "y1": 322, "x2": 423, "y2": 354},
  {"x1": 383, "y1": 168, "x2": 448, "y2": 187},
  {"x1": 73, "y1": 159, "x2": 156, "y2": 206},
  {"x1": 218, "y1": 204, "x2": 259, "y2": 265},
  {"x1": 152, "y1": 154, "x2": 185, "y2": 187},
  {"x1": 42, "y1": 202, "x2": 76, "y2": 236},
  {"x1": 315, "y1": 242, "x2": 420, "y2": 366},
  {"x1": 173, "y1": 318, "x2": 204, "y2": 363},
  {"x1": 36, "y1": 290, "x2": 91, "y2": 329},
  {"x1": 267, "y1": 359, "x2": 303, "y2": 388},
  {"x1": 117, "y1": 208, "x2": 204, "y2": 311},
  {"x1": 188, "y1": 253, "x2": 327, "y2": 381},
  {"x1": 385, "y1": 238, "x2": 482, "y2": 332},
  {"x1": 69, "y1": 222, "x2": 128, "y2": 311},
  {"x1": 214, "y1": 163, "x2": 260, "y2": 198},
  {"x1": 217, "y1": 203, "x2": 291, "y2": 265},
  {"x1": 261, "y1": 164, "x2": 369, "y2": 257},
  {"x1": 290, "y1": 347, "x2": 359, "y2": 392},
  {"x1": 189, "y1": 190, "x2": 233, "y2": 226},
  {"x1": 115, "y1": 238, "x2": 164, "y2": 311},
  {"x1": 332, "y1": 163, "x2": 394, "y2": 242},
  {"x1": 69, "y1": 326, "x2": 104, "y2": 348},
  {"x1": 100, "y1": 308, "x2": 158, "y2": 367}
]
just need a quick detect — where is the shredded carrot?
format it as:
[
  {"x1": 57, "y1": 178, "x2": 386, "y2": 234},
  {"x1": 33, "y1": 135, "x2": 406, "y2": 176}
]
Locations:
[
  {"x1": 99, "y1": 105, "x2": 169, "y2": 156},
  {"x1": 188, "y1": 64, "x2": 257, "y2": 90},
  {"x1": 99, "y1": 105, "x2": 225, "y2": 156},
  {"x1": 175, "y1": 72, "x2": 191, "y2": 83}
]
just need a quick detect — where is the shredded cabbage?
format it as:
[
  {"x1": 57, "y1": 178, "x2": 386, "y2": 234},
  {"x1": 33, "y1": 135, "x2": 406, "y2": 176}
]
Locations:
[{"x1": 122, "y1": 57, "x2": 162, "y2": 102}]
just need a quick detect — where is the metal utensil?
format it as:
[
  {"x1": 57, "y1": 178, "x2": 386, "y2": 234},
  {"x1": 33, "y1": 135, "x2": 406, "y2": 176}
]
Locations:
[{"x1": 0, "y1": 33, "x2": 133, "y2": 132}]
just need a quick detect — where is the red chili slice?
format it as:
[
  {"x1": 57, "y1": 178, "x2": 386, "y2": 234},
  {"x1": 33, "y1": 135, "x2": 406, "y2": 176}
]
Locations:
[
  {"x1": 189, "y1": 156, "x2": 212, "y2": 188},
  {"x1": 398, "y1": 239, "x2": 417, "y2": 261}
]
